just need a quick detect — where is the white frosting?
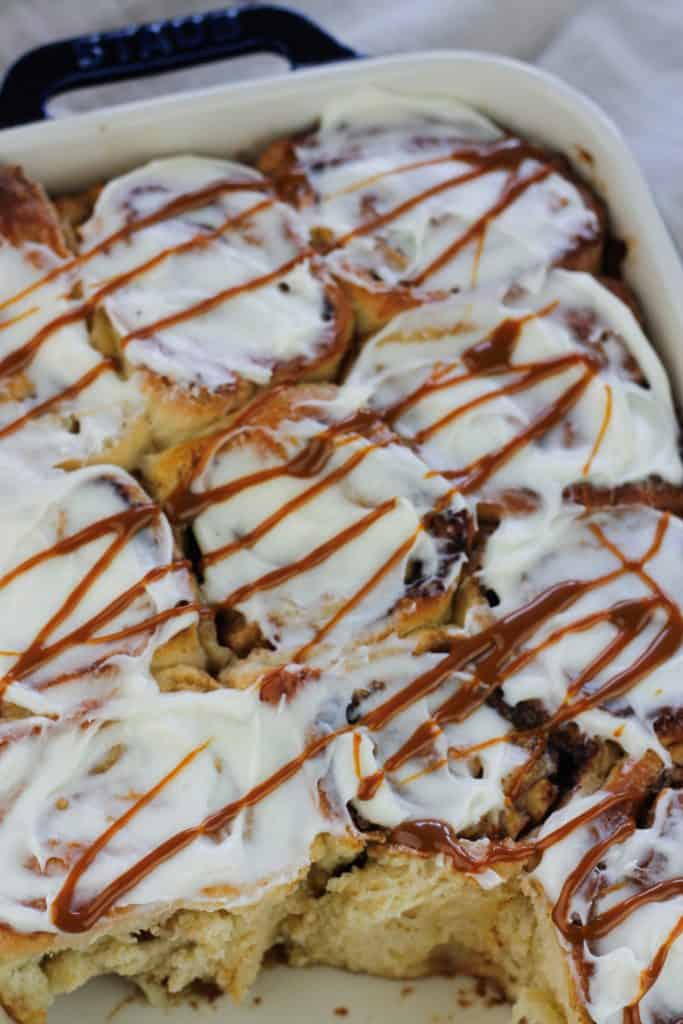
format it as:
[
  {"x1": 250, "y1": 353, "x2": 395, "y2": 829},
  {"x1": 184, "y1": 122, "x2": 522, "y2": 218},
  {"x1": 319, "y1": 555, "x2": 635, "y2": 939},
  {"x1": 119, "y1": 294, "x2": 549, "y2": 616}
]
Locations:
[
  {"x1": 0, "y1": 101, "x2": 678, "y2": 1024},
  {"x1": 79, "y1": 157, "x2": 338, "y2": 391},
  {"x1": 0, "y1": 633, "x2": 524, "y2": 936},
  {"x1": 0, "y1": 462, "x2": 196, "y2": 717},
  {"x1": 189, "y1": 392, "x2": 468, "y2": 655},
  {"x1": 0, "y1": 680, "x2": 345, "y2": 934},
  {"x1": 533, "y1": 788, "x2": 683, "y2": 1024},
  {"x1": 480, "y1": 503, "x2": 683, "y2": 760},
  {"x1": 325, "y1": 641, "x2": 528, "y2": 836},
  {"x1": 348, "y1": 269, "x2": 683, "y2": 511},
  {"x1": 0, "y1": 465, "x2": 677, "y2": 1024},
  {"x1": 0, "y1": 240, "x2": 143, "y2": 468},
  {"x1": 294, "y1": 90, "x2": 600, "y2": 293}
]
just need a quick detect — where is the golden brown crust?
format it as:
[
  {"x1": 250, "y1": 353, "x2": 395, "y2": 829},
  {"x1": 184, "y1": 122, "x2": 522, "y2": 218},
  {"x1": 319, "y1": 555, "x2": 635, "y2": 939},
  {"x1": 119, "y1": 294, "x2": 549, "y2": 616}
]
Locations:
[
  {"x1": 89, "y1": 265, "x2": 353, "y2": 449},
  {"x1": 257, "y1": 134, "x2": 314, "y2": 210},
  {"x1": 53, "y1": 184, "x2": 102, "y2": 254},
  {"x1": 143, "y1": 382, "x2": 354, "y2": 501},
  {"x1": 336, "y1": 276, "x2": 425, "y2": 338},
  {"x1": 0, "y1": 166, "x2": 68, "y2": 257}
]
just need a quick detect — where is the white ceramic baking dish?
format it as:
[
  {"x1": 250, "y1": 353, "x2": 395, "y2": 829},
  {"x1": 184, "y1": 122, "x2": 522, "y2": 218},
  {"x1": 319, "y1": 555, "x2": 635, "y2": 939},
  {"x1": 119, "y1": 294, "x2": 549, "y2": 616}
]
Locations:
[{"x1": 0, "y1": 5, "x2": 681, "y2": 1022}]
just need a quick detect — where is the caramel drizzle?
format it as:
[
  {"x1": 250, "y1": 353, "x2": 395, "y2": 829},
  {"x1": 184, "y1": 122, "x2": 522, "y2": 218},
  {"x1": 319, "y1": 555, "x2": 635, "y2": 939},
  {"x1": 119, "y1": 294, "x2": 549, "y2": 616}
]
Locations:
[
  {"x1": 362, "y1": 514, "x2": 674, "y2": 787},
  {"x1": 0, "y1": 179, "x2": 270, "y2": 313},
  {"x1": 388, "y1": 790, "x2": 633, "y2": 872},
  {"x1": 323, "y1": 137, "x2": 564, "y2": 285},
  {"x1": 219, "y1": 498, "x2": 398, "y2": 608},
  {"x1": 394, "y1": 794, "x2": 683, "y2": 1024},
  {"x1": 0, "y1": 500, "x2": 192, "y2": 694},
  {"x1": 166, "y1": 408, "x2": 385, "y2": 523},
  {"x1": 182, "y1": 433, "x2": 426, "y2": 654},
  {"x1": 420, "y1": 348, "x2": 581, "y2": 439},
  {"x1": 293, "y1": 527, "x2": 420, "y2": 662},
  {"x1": 624, "y1": 915, "x2": 683, "y2": 1024},
  {"x1": 582, "y1": 383, "x2": 613, "y2": 475},
  {"x1": 382, "y1": 300, "x2": 558, "y2": 428},
  {"x1": 380, "y1": 517, "x2": 683, "y2": 1023},
  {"x1": 167, "y1": 402, "x2": 430, "y2": 658},
  {"x1": 382, "y1": 300, "x2": 608, "y2": 497},
  {"x1": 555, "y1": 831, "x2": 683, "y2": 944},
  {"x1": 0, "y1": 196, "x2": 275, "y2": 390},
  {"x1": 51, "y1": 506, "x2": 678, "y2": 935},
  {"x1": 410, "y1": 165, "x2": 552, "y2": 287},
  {"x1": 200, "y1": 443, "x2": 374, "y2": 567},
  {"x1": 50, "y1": 739, "x2": 630, "y2": 933},
  {"x1": 118, "y1": 250, "x2": 304, "y2": 349},
  {"x1": 0, "y1": 196, "x2": 282, "y2": 448},
  {"x1": 0, "y1": 359, "x2": 113, "y2": 441},
  {"x1": 0, "y1": 141, "x2": 571, "y2": 436},
  {"x1": 551, "y1": 801, "x2": 683, "y2": 1024},
  {"x1": 170, "y1": 300, "x2": 605, "y2": 654},
  {"x1": 320, "y1": 143, "x2": 527, "y2": 201}
]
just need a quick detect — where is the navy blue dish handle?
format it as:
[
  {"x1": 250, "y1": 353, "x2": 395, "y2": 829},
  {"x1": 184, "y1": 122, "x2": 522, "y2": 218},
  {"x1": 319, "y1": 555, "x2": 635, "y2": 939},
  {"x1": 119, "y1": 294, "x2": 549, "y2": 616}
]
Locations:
[{"x1": 0, "y1": 4, "x2": 358, "y2": 130}]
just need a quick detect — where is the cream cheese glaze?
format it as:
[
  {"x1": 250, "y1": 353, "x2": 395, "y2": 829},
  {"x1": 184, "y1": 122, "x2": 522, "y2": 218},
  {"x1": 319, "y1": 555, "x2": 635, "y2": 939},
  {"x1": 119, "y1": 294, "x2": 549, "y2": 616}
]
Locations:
[
  {"x1": 0, "y1": 679, "x2": 347, "y2": 935},
  {"x1": 286, "y1": 89, "x2": 601, "y2": 294},
  {"x1": 323, "y1": 638, "x2": 529, "y2": 849},
  {"x1": 479, "y1": 503, "x2": 683, "y2": 761},
  {"x1": 0, "y1": 486, "x2": 678, "y2": 1024},
  {"x1": 0, "y1": 238, "x2": 143, "y2": 468},
  {"x1": 0, "y1": 631, "x2": 526, "y2": 937},
  {"x1": 0, "y1": 94, "x2": 679, "y2": 1024},
  {"x1": 533, "y1": 787, "x2": 683, "y2": 1024},
  {"x1": 78, "y1": 156, "x2": 341, "y2": 391},
  {"x1": 174, "y1": 388, "x2": 469, "y2": 656},
  {"x1": 348, "y1": 269, "x2": 683, "y2": 512},
  {"x1": 0, "y1": 462, "x2": 196, "y2": 717}
]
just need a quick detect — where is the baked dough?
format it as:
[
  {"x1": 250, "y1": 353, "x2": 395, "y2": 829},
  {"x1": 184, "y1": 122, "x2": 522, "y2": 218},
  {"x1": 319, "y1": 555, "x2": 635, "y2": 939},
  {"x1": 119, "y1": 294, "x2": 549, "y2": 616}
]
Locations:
[{"x1": 0, "y1": 93, "x2": 679, "y2": 1024}]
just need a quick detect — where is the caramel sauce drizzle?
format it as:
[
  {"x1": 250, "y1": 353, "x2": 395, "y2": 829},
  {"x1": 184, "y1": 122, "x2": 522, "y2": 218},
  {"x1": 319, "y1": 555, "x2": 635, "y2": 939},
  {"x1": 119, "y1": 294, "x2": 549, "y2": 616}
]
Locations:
[
  {"x1": 324, "y1": 138, "x2": 561, "y2": 274},
  {"x1": 388, "y1": 790, "x2": 633, "y2": 872},
  {"x1": 293, "y1": 526, "x2": 421, "y2": 663},
  {"x1": 320, "y1": 145, "x2": 517, "y2": 202},
  {"x1": 165, "y1": 388, "x2": 443, "y2": 662},
  {"x1": 409, "y1": 165, "x2": 552, "y2": 287},
  {"x1": 550, "y1": 801, "x2": 683, "y2": 1024},
  {"x1": 0, "y1": 193, "x2": 279, "y2": 443},
  {"x1": 623, "y1": 915, "x2": 683, "y2": 1024},
  {"x1": 4, "y1": 142, "x2": 665, "y2": 1015},
  {"x1": 378, "y1": 299, "x2": 613, "y2": 499},
  {"x1": 368, "y1": 514, "x2": 676, "y2": 775},
  {"x1": 352, "y1": 732, "x2": 363, "y2": 780},
  {"x1": 0, "y1": 179, "x2": 269, "y2": 314},
  {"x1": 0, "y1": 196, "x2": 274, "y2": 388},
  {"x1": 443, "y1": 366, "x2": 594, "y2": 492},
  {"x1": 0, "y1": 359, "x2": 113, "y2": 441},
  {"x1": 583, "y1": 383, "x2": 613, "y2": 475},
  {"x1": 418, "y1": 352, "x2": 589, "y2": 441},
  {"x1": 52, "y1": 507, "x2": 681, "y2": 936},
  {"x1": 118, "y1": 250, "x2": 304, "y2": 349},
  {"x1": 219, "y1": 498, "x2": 398, "y2": 609},
  {"x1": 166, "y1": 407, "x2": 385, "y2": 523},
  {"x1": 0, "y1": 141, "x2": 577, "y2": 440},
  {"x1": 171, "y1": 411, "x2": 427, "y2": 655},
  {"x1": 0, "y1": 499, "x2": 193, "y2": 694},
  {"x1": 197, "y1": 444, "x2": 373, "y2": 560}
]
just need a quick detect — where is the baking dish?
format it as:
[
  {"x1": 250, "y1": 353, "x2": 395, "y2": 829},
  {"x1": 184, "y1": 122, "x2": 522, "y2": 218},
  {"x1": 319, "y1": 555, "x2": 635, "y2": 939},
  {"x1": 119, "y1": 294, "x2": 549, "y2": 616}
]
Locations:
[{"x1": 0, "y1": 5, "x2": 681, "y2": 1022}]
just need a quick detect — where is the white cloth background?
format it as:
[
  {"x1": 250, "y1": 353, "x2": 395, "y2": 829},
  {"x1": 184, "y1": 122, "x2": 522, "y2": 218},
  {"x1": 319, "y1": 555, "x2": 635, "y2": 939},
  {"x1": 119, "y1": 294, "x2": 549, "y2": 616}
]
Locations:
[{"x1": 0, "y1": 0, "x2": 681, "y2": 247}]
